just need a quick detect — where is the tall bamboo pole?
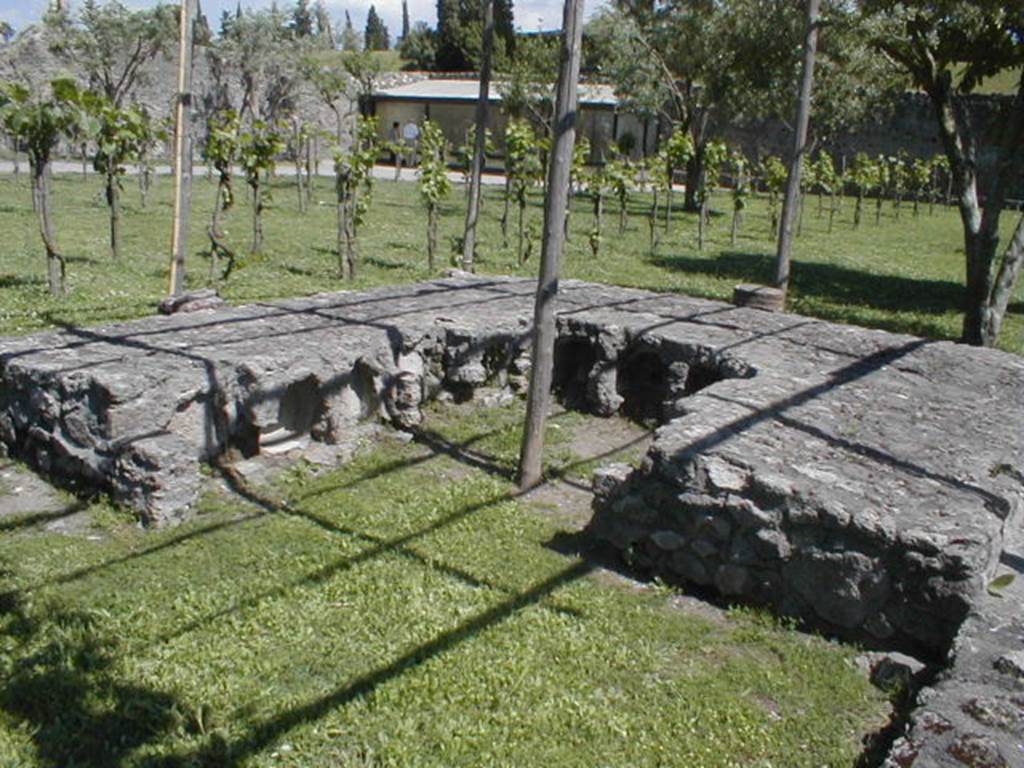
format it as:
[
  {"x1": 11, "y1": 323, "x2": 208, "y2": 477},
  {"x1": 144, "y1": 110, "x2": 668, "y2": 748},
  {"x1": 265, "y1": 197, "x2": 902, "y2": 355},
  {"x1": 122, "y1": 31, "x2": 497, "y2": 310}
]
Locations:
[
  {"x1": 774, "y1": 0, "x2": 820, "y2": 295},
  {"x1": 168, "y1": 0, "x2": 196, "y2": 297},
  {"x1": 517, "y1": 0, "x2": 585, "y2": 491},
  {"x1": 461, "y1": 0, "x2": 495, "y2": 272}
]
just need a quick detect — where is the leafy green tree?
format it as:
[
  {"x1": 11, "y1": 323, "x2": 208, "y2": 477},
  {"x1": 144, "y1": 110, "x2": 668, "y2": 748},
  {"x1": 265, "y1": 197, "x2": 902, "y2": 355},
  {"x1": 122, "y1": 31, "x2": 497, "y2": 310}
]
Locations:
[
  {"x1": 89, "y1": 97, "x2": 159, "y2": 259},
  {"x1": 0, "y1": 21, "x2": 14, "y2": 44},
  {"x1": 729, "y1": 150, "x2": 749, "y2": 245},
  {"x1": 589, "y1": 0, "x2": 896, "y2": 213},
  {"x1": 603, "y1": 155, "x2": 634, "y2": 235},
  {"x1": 0, "y1": 79, "x2": 86, "y2": 295},
  {"x1": 364, "y1": 5, "x2": 390, "y2": 51},
  {"x1": 863, "y1": 0, "x2": 1024, "y2": 346},
  {"x1": 47, "y1": 0, "x2": 175, "y2": 107},
  {"x1": 661, "y1": 128, "x2": 693, "y2": 231},
  {"x1": 436, "y1": 0, "x2": 514, "y2": 71},
  {"x1": 697, "y1": 140, "x2": 727, "y2": 251},
  {"x1": 811, "y1": 153, "x2": 840, "y2": 233},
  {"x1": 503, "y1": 119, "x2": 544, "y2": 263},
  {"x1": 872, "y1": 155, "x2": 888, "y2": 225},
  {"x1": 203, "y1": 109, "x2": 241, "y2": 281},
  {"x1": 848, "y1": 153, "x2": 875, "y2": 229},
  {"x1": 417, "y1": 120, "x2": 451, "y2": 271},
  {"x1": 401, "y1": 0, "x2": 410, "y2": 40},
  {"x1": 215, "y1": 8, "x2": 301, "y2": 124},
  {"x1": 400, "y1": 22, "x2": 436, "y2": 69},
  {"x1": 237, "y1": 120, "x2": 285, "y2": 254},
  {"x1": 334, "y1": 115, "x2": 377, "y2": 279}
]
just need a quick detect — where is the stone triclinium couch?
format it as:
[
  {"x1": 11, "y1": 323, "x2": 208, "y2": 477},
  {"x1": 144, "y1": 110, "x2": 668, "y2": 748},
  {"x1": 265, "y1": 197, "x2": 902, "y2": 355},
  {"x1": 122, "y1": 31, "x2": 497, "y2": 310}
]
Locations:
[{"x1": 1, "y1": 276, "x2": 1021, "y2": 663}]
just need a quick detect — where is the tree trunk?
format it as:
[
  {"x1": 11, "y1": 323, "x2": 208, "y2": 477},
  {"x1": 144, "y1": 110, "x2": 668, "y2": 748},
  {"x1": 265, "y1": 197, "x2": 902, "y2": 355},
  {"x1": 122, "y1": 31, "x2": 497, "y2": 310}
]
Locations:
[
  {"x1": 251, "y1": 182, "x2": 263, "y2": 254},
  {"x1": 518, "y1": 0, "x2": 584, "y2": 491},
  {"x1": 683, "y1": 119, "x2": 708, "y2": 212},
  {"x1": 106, "y1": 171, "x2": 122, "y2": 259},
  {"x1": 501, "y1": 175, "x2": 511, "y2": 242},
  {"x1": 649, "y1": 188, "x2": 658, "y2": 248},
  {"x1": 730, "y1": 206, "x2": 742, "y2": 245},
  {"x1": 337, "y1": 183, "x2": 356, "y2": 280},
  {"x1": 664, "y1": 177, "x2": 672, "y2": 231},
  {"x1": 31, "y1": 158, "x2": 65, "y2": 296},
  {"x1": 617, "y1": 191, "x2": 626, "y2": 234},
  {"x1": 428, "y1": 201, "x2": 438, "y2": 271},
  {"x1": 774, "y1": 0, "x2": 819, "y2": 293},
  {"x1": 517, "y1": 194, "x2": 526, "y2": 265},
  {"x1": 854, "y1": 191, "x2": 863, "y2": 228},
  {"x1": 925, "y1": 66, "x2": 1024, "y2": 346},
  {"x1": 698, "y1": 195, "x2": 707, "y2": 251},
  {"x1": 461, "y1": 0, "x2": 495, "y2": 272}
]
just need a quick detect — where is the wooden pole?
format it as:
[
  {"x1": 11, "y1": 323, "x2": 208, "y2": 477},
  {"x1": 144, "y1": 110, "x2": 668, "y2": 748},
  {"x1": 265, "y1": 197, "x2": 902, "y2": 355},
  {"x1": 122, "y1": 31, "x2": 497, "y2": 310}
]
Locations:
[
  {"x1": 461, "y1": 0, "x2": 495, "y2": 272},
  {"x1": 168, "y1": 0, "x2": 196, "y2": 297},
  {"x1": 517, "y1": 0, "x2": 585, "y2": 491},
  {"x1": 774, "y1": 0, "x2": 820, "y2": 295}
]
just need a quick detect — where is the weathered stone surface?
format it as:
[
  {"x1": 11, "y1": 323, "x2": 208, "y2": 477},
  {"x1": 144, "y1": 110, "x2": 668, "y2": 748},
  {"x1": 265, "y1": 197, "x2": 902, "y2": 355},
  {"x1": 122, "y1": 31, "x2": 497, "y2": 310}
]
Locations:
[
  {"x1": 1, "y1": 275, "x2": 1022, "y2": 768},
  {"x1": 2, "y1": 276, "x2": 1022, "y2": 643}
]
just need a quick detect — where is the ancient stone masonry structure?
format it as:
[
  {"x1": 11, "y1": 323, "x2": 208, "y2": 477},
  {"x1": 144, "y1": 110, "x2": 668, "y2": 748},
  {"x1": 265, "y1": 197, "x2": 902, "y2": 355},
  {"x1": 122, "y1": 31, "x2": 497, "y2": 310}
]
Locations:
[{"x1": 1, "y1": 275, "x2": 1022, "y2": 762}]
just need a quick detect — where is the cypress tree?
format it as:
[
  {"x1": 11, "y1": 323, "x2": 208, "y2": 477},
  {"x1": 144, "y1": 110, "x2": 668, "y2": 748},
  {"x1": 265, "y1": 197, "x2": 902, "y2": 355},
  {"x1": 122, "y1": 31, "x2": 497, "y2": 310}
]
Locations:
[
  {"x1": 364, "y1": 5, "x2": 390, "y2": 50},
  {"x1": 402, "y1": 0, "x2": 410, "y2": 39}
]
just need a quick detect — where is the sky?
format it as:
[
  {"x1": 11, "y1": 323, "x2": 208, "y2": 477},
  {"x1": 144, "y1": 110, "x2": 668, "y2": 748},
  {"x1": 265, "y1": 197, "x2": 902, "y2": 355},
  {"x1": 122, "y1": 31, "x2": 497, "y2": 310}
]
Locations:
[{"x1": 0, "y1": 0, "x2": 598, "y2": 47}]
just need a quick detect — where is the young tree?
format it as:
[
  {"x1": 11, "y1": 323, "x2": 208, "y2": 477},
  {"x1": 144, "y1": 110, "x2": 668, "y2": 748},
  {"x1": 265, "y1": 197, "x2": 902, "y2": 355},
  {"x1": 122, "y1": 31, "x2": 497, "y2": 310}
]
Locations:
[
  {"x1": 418, "y1": 120, "x2": 451, "y2": 271},
  {"x1": 203, "y1": 109, "x2": 240, "y2": 281},
  {"x1": 729, "y1": 150, "x2": 749, "y2": 245},
  {"x1": 90, "y1": 98, "x2": 158, "y2": 259},
  {"x1": 334, "y1": 116, "x2": 377, "y2": 279},
  {"x1": 864, "y1": 1, "x2": 1024, "y2": 346},
  {"x1": 504, "y1": 119, "x2": 544, "y2": 263},
  {"x1": 518, "y1": 0, "x2": 585, "y2": 491},
  {"x1": 697, "y1": 139, "x2": 727, "y2": 251},
  {"x1": 760, "y1": 155, "x2": 788, "y2": 236},
  {"x1": 848, "y1": 153, "x2": 874, "y2": 229},
  {"x1": 237, "y1": 120, "x2": 284, "y2": 254},
  {"x1": 661, "y1": 128, "x2": 693, "y2": 231},
  {"x1": 0, "y1": 79, "x2": 86, "y2": 295},
  {"x1": 872, "y1": 155, "x2": 888, "y2": 225},
  {"x1": 604, "y1": 154, "x2": 633, "y2": 235}
]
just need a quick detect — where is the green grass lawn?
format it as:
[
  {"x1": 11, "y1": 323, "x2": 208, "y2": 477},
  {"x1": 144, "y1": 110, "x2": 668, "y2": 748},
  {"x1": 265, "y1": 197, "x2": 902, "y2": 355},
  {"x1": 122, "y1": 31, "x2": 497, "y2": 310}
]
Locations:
[
  {"x1": 0, "y1": 168, "x2": 1020, "y2": 353},
  {"x1": 0, "y1": 402, "x2": 889, "y2": 767}
]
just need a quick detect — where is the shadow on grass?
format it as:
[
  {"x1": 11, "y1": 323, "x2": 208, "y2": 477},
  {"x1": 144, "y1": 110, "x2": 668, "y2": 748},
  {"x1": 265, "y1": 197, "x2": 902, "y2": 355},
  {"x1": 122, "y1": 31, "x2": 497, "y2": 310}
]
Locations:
[
  {"x1": 0, "y1": 273, "x2": 46, "y2": 289},
  {"x1": 0, "y1": 585, "x2": 186, "y2": 768},
  {"x1": 649, "y1": 249, "x2": 967, "y2": 317}
]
